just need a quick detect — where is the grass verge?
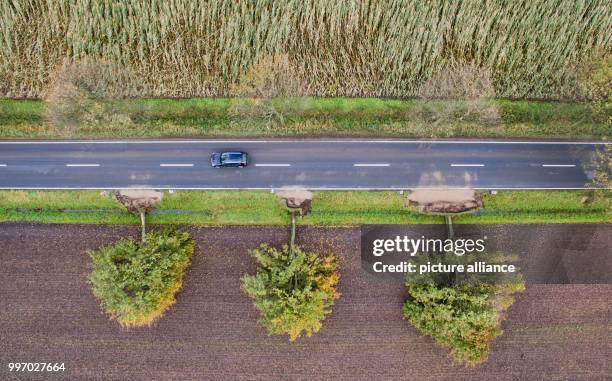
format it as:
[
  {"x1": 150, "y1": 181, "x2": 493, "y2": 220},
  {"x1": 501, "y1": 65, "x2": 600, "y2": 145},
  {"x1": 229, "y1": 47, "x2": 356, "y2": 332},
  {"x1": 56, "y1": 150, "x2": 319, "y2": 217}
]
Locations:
[
  {"x1": 0, "y1": 190, "x2": 609, "y2": 225},
  {"x1": 0, "y1": 98, "x2": 608, "y2": 139}
]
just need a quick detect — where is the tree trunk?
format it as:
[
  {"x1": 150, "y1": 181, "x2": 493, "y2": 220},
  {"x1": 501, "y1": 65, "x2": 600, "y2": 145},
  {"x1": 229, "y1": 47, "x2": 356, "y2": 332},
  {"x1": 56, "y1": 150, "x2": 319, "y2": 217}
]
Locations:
[
  {"x1": 140, "y1": 211, "x2": 146, "y2": 242},
  {"x1": 445, "y1": 214, "x2": 454, "y2": 239},
  {"x1": 290, "y1": 210, "x2": 296, "y2": 257},
  {"x1": 290, "y1": 209, "x2": 298, "y2": 289}
]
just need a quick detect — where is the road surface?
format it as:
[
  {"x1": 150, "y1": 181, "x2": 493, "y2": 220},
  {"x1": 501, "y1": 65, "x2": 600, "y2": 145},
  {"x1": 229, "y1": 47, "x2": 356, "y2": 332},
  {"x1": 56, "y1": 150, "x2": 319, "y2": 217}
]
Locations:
[{"x1": 0, "y1": 139, "x2": 608, "y2": 189}]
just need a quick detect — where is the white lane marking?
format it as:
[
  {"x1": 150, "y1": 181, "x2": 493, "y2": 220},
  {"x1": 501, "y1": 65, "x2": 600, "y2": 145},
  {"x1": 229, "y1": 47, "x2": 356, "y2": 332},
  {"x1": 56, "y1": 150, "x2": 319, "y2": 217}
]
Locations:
[
  {"x1": 0, "y1": 140, "x2": 608, "y2": 145},
  {"x1": 542, "y1": 164, "x2": 576, "y2": 167},
  {"x1": 451, "y1": 164, "x2": 485, "y2": 167},
  {"x1": 65, "y1": 164, "x2": 100, "y2": 167},
  {"x1": 255, "y1": 164, "x2": 291, "y2": 167},
  {"x1": 353, "y1": 163, "x2": 390, "y2": 167},
  {"x1": 160, "y1": 163, "x2": 194, "y2": 167},
  {"x1": 0, "y1": 164, "x2": 6, "y2": 167}
]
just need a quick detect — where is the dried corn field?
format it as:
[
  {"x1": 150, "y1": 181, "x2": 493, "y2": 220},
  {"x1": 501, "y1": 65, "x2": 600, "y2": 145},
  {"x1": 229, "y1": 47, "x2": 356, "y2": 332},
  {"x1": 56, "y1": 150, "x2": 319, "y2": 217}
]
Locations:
[{"x1": 0, "y1": 0, "x2": 610, "y2": 99}]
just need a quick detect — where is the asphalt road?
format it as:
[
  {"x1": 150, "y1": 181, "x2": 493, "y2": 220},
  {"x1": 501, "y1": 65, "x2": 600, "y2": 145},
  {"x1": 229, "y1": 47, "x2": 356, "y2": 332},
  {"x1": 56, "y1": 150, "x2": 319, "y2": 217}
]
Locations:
[{"x1": 0, "y1": 139, "x2": 608, "y2": 189}]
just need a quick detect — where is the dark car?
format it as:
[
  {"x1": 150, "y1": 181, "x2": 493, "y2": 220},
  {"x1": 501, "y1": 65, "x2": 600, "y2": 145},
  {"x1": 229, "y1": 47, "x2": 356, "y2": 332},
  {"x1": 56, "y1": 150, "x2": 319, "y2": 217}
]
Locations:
[{"x1": 210, "y1": 151, "x2": 248, "y2": 168}]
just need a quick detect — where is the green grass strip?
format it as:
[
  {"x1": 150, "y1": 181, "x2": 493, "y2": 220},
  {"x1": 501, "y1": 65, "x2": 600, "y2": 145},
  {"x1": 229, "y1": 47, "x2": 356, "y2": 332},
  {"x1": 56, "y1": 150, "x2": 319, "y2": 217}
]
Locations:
[
  {"x1": 0, "y1": 98, "x2": 608, "y2": 139},
  {"x1": 0, "y1": 190, "x2": 609, "y2": 225}
]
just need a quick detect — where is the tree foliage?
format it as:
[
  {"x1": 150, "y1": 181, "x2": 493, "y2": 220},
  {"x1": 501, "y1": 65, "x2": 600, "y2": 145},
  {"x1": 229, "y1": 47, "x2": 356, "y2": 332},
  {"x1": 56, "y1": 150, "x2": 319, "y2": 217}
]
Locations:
[
  {"x1": 228, "y1": 54, "x2": 309, "y2": 124},
  {"x1": 44, "y1": 58, "x2": 144, "y2": 135},
  {"x1": 403, "y1": 252, "x2": 524, "y2": 365},
  {"x1": 589, "y1": 145, "x2": 611, "y2": 189},
  {"x1": 583, "y1": 144, "x2": 611, "y2": 205},
  {"x1": 241, "y1": 244, "x2": 340, "y2": 341},
  {"x1": 577, "y1": 53, "x2": 611, "y2": 122},
  {"x1": 89, "y1": 230, "x2": 194, "y2": 328}
]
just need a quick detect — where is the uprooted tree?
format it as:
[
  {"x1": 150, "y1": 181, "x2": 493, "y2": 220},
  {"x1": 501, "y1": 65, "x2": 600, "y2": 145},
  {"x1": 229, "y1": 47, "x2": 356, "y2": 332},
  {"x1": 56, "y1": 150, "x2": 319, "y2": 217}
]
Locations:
[
  {"x1": 89, "y1": 229, "x2": 195, "y2": 328},
  {"x1": 241, "y1": 244, "x2": 340, "y2": 341},
  {"x1": 44, "y1": 57, "x2": 145, "y2": 136},
  {"x1": 113, "y1": 189, "x2": 163, "y2": 241},
  {"x1": 401, "y1": 188, "x2": 525, "y2": 365},
  {"x1": 417, "y1": 61, "x2": 501, "y2": 126},
  {"x1": 274, "y1": 188, "x2": 313, "y2": 255},
  {"x1": 583, "y1": 145, "x2": 611, "y2": 204},
  {"x1": 404, "y1": 250, "x2": 524, "y2": 365},
  {"x1": 242, "y1": 189, "x2": 340, "y2": 341},
  {"x1": 591, "y1": 145, "x2": 611, "y2": 188},
  {"x1": 229, "y1": 53, "x2": 309, "y2": 125}
]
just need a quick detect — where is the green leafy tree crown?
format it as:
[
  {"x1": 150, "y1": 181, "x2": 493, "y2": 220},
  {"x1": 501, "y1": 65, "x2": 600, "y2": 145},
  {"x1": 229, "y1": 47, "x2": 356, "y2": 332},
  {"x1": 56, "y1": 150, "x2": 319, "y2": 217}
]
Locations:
[{"x1": 241, "y1": 244, "x2": 340, "y2": 341}]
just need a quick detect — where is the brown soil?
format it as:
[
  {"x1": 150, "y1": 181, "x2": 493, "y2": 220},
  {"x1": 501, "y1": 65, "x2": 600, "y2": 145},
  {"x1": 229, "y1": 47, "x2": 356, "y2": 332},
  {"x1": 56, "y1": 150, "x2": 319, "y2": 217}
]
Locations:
[{"x1": 0, "y1": 223, "x2": 610, "y2": 381}]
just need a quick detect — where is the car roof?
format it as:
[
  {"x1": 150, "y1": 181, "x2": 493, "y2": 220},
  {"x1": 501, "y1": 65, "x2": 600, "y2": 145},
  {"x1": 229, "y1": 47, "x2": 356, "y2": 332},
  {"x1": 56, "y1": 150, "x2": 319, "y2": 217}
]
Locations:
[{"x1": 221, "y1": 152, "x2": 245, "y2": 162}]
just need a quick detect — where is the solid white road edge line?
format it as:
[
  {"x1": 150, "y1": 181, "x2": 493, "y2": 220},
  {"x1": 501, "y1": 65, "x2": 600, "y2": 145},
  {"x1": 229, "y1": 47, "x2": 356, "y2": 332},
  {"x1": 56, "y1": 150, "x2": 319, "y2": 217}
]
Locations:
[
  {"x1": 0, "y1": 140, "x2": 608, "y2": 145},
  {"x1": 65, "y1": 164, "x2": 100, "y2": 167},
  {"x1": 0, "y1": 186, "x2": 609, "y2": 190}
]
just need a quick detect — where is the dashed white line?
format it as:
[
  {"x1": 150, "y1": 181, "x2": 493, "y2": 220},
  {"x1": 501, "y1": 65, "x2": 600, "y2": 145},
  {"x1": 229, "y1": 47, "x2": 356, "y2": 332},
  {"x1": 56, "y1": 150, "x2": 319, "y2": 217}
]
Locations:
[
  {"x1": 160, "y1": 163, "x2": 194, "y2": 167},
  {"x1": 542, "y1": 164, "x2": 576, "y2": 167},
  {"x1": 0, "y1": 164, "x2": 6, "y2": 167},
  {"x1": 255, "y1": 164, "x2": 291, "y2": 167},
  {"x1": 450, "y1": 164, "x2": 485, "y2": 167},
  {"x1": 353, "y1": 163, "x2": 390, "y2": 167},
  {"x1": 65, "y1": 164, "x2": 100, "y2": 167}
]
